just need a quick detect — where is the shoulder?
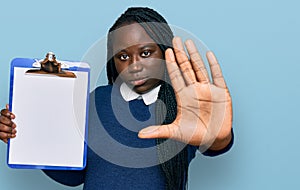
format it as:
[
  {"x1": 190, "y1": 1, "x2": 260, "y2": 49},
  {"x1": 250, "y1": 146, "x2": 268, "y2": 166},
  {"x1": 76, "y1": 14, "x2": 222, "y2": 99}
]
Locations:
[
  {"x1": 93, "y1": 85, "x2": 113, "y2": 94},
  {"x1": 90, "y1": 85, "x2": 113, "y2": 99}
]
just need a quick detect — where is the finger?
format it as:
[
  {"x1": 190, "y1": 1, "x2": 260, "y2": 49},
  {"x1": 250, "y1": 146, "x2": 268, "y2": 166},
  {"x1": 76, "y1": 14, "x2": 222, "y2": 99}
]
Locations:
[
  {"x1": 0, "y1": 132, "x2": 16, "y2": 143},
  {"x1": 10, "y1": 111, "x2": 15, "y2": 119},
  {"x1": 206, "y1": 51, "x2": 227, "y2": 88},
  {"x1": 138, "y1": 124, "x2": 175, "y2": 139},
  {"x1": 1, "y1": 108, "x2": 11, "y2": 119},
  {"x1": 165, "y1": 48, "x2": 185, "y2": 92},
  {"x1": 0, "y1": 132, "x2": 8, "y2": 143},
  {"x1": 6, "y1": 104, "x2": 9, "y2": 110},
  {"x1": 0, "y1": 123, "x2": 11, "y2": 133},
  {"x1": 0, "y1": 114, "x2": 14, "y2": 126},
  {"x1": 185, "y1": 40, "x2": 210, "y2": 83},
  {"x1": 1, "y1": 108, "x2": 15, "y2": 119},
  {"x1": 172, "y1": 37, "x2": 197, "y2": 85},
  {"x1": 0, "y1": 118, "x2": 17, "y2": 131}
]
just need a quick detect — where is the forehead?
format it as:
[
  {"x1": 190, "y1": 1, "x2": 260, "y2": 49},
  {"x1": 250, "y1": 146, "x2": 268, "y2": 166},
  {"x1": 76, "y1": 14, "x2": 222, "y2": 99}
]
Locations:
[{"x1": 111, "y1": 23, "x2": 156, "y2": 51}]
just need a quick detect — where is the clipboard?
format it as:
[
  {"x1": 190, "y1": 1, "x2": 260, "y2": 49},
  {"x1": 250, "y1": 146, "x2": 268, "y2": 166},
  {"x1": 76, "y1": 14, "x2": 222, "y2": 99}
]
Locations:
[{"x1": 7, "y1": 57, "x2": 90, "y2": 170}]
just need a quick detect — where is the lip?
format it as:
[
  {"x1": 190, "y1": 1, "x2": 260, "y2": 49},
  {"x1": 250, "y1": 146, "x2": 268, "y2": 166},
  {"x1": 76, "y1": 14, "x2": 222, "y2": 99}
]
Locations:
[{"x1": 129, "y1": 77, "x2": 148, "y2": 86}]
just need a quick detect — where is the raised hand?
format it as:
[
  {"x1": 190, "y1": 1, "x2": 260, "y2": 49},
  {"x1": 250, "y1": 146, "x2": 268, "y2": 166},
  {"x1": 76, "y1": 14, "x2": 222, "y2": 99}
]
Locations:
[
  {"x1": 139, "y1": 37, "x2": 232, "y2": 151},
  {"x1": 0, "y1": 104, "x2": 17, "y2": 143}
]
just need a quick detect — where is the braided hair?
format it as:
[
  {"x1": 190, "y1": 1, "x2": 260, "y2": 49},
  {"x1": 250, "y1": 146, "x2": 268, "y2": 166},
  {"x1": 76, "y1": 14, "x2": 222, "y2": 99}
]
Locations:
[{"x1": 106, "y1": 7, "x2": 189, "y2": 190}]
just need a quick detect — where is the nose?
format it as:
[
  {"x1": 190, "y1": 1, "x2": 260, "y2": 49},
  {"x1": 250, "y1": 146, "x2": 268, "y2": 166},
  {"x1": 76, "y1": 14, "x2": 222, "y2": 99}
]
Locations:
[{"x1": 128, "y1": 55, "x2": 143, "y2": 73}]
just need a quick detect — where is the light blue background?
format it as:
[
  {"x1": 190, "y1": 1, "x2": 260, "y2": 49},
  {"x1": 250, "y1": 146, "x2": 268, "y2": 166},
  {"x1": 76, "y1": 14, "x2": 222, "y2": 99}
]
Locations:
[{"x1": 1, "y1": 0, "x2": 299, "y2": 189}]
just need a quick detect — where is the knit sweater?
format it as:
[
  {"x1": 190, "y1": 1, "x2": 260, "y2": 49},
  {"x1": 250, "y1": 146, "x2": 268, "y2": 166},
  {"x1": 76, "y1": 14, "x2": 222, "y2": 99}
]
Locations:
[{"x1": 44, "y1": 85, "x2": 233, "y2": 189}]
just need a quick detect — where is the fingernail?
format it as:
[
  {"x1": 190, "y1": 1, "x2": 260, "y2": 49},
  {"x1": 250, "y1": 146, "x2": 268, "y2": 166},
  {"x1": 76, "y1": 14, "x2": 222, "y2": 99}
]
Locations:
[
  {"x1": 139, "y1": 126, "x2": 158, "y2": 134},
  {"x1": 166, "y1": 49, "x2": 175, "y2": 62},
  {"x1": 173, "y1": 36, "x2": 181, "y2": 42},
  {"x1": 207, "y1": 51, "x2": 217, "y2": 63},
  {"x1": 173, "y1": 37, "x2": 182, "y2": 47},
  {"x1": 185, "y1": 39, "x2": 193, "y2": 46}
]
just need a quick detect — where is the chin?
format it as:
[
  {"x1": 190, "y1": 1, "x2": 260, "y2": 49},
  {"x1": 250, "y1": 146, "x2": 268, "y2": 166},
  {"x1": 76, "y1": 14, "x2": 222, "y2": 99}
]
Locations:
[
  {"x1": 133, "y1": 86, "x2": 149, "y2": 94},
  {"x1": 131, "y1": 79, "x2": 162, "y2": 94}
]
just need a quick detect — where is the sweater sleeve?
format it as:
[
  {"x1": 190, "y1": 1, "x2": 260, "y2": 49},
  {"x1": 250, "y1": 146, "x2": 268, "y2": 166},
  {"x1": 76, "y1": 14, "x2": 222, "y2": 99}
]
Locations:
[
  {"x1": 202, "y1": 128, "x2": 234, "y2": 157},
  {"x1": 42, "y1": 168, "x2": 86, "y2": 187}
]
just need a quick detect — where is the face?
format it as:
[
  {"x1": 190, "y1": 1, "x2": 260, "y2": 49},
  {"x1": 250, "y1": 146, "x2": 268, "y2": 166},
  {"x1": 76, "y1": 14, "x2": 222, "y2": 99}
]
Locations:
[{"x1": 112, "y1": 23, "x2": 165, "y2": 94}]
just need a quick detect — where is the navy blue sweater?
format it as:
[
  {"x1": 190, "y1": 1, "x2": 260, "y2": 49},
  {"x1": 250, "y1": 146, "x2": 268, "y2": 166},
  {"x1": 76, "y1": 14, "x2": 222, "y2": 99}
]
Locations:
[{"x1": 44, "y1": 85, "x2": 233, "y2": 189}]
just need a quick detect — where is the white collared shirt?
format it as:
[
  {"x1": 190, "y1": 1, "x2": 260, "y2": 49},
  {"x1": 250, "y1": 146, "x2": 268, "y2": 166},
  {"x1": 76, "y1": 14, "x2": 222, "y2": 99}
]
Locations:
[{"x1": 120, "y1": 83, "x2": 161, "y2": 105}]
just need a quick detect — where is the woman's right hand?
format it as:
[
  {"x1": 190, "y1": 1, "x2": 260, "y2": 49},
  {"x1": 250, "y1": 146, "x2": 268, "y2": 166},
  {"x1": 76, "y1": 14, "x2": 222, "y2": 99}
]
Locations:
[{"x1": 0, "y1": 104, "x2": 16, "y2": 143}]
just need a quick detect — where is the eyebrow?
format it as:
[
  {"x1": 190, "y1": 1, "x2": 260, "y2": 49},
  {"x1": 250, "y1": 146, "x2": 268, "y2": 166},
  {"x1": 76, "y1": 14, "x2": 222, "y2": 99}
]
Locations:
[{"x1": 113, "y1": 43, "x2": 158, "y2": 54}]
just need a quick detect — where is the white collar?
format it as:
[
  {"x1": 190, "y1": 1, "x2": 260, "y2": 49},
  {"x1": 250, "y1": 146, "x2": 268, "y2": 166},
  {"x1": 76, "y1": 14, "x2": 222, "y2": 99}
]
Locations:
[{"x1": 120, "y1": 83, "x2": 161, "y2": 105}]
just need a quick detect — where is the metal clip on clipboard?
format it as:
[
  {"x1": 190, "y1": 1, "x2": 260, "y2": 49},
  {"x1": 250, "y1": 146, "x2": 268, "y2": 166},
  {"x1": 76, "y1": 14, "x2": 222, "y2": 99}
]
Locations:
[{"x1": 26, "y1": 52, "x2": 76, "y2": 78}]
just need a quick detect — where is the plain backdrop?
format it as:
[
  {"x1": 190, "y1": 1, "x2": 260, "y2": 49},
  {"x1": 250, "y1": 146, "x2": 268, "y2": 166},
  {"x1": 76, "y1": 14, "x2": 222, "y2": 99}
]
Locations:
[{"x1": 1, "y1": 0, "x2": 300, "y2": 189}]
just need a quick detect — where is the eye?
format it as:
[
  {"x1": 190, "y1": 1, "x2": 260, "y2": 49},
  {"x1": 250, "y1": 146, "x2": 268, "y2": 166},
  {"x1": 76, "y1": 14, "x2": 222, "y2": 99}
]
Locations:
[
  {"x1": 141, "y1": 50, "x2": 151, "y2": 58},
  {"x1": 119, "y1": 54, "x2": 129, "y2": 61}
]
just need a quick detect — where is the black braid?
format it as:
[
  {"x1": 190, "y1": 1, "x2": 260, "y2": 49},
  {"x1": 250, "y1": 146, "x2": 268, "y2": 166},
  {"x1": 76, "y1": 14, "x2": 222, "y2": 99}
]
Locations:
[{"x1": 106, "y1": 7, "x2": 189, "y2": 190}]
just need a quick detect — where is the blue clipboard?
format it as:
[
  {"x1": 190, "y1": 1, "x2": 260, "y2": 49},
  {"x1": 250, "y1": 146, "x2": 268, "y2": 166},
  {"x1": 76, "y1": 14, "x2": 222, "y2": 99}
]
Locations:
[{"x1": 7, "y1": 58, "x2": 90, "y2": 170}]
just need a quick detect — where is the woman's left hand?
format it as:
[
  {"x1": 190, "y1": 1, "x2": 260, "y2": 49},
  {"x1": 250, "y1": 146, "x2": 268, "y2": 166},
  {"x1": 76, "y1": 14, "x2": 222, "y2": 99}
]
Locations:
[{"x1": 138, "y1": 37, "x2": 232, "y2": 151}]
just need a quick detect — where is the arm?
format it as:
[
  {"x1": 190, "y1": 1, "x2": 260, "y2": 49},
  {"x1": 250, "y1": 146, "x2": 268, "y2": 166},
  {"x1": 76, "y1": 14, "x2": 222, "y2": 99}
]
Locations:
[{"x1": 42, "y1": 168, "x2": 86, "y2": 187}]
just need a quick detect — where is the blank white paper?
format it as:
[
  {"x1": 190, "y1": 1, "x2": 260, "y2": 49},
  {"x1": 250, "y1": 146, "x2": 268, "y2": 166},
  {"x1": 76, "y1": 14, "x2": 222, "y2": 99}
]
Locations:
[{"x1": 8, "y1": 67, "x2": 89, "y2": 168}]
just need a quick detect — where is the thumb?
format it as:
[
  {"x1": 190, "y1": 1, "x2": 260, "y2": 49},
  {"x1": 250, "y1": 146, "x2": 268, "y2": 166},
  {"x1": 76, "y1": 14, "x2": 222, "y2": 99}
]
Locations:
[
  {"x1": 5, "y1": 104, "x2": 15, "y2": 119},
  {"x1": 138, "y1": 125, "x2": 173, "y2": 139}
]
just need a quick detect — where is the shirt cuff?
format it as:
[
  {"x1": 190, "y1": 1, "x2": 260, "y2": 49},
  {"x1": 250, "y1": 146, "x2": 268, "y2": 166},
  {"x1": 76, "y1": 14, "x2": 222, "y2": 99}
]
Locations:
[{"x1": 202, "y1": 128, "x2": 234, "y2": 157}]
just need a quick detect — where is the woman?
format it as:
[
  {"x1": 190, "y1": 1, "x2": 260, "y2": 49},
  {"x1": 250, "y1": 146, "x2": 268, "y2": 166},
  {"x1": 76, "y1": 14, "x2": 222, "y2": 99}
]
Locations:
[{"x1": 0, "y1": 7, "x2": 233, "y2": 190}]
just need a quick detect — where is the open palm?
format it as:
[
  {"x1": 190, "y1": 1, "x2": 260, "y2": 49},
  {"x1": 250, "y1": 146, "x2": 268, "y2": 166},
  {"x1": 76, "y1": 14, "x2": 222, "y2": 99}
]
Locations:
[{"x1": 139, "y1": 37, "x2": 232, "y2": 150}]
